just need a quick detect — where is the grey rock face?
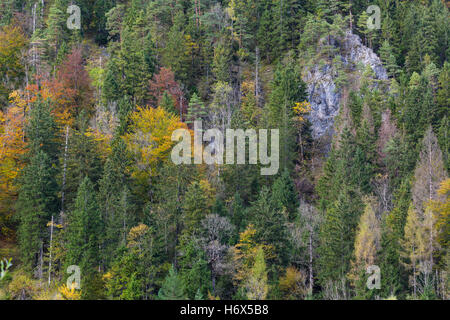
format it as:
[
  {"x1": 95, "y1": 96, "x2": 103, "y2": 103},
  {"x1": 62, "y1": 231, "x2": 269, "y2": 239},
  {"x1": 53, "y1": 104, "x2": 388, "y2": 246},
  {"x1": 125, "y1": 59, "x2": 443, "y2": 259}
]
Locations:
[{"x1": 303, "y1": 31, "x2": 388, "y2": 139}]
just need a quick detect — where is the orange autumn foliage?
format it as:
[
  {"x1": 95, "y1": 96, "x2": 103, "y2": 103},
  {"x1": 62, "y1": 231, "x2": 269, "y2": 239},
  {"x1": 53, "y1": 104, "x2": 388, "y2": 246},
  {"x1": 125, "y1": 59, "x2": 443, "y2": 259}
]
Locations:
[{"x1": 0, "y1": 97, "x2": 26, "y2": 203}]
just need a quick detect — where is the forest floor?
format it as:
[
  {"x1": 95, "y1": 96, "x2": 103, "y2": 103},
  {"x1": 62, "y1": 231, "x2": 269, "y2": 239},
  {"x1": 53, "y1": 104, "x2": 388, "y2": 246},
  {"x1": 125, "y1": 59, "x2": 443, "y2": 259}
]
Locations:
[{"x1": 0, "y1": 240, "x2": 18, "y2": 261}]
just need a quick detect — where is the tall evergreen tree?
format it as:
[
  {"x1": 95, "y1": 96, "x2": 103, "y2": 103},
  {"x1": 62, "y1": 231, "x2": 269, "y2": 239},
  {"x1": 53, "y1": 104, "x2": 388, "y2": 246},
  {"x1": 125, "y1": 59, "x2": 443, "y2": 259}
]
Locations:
[
  {"x1": 98, "y1": 136, "x2": 134, "y2": 268},
  {"x1": 158, "y1": 265, "x2": 187, "y2": 300},
  {"x1": 16, "y1": 99, "x2": 59, "y2": 272},
  {"x1": 65, "y1": 177, "x2": 104, "y2": 297}
]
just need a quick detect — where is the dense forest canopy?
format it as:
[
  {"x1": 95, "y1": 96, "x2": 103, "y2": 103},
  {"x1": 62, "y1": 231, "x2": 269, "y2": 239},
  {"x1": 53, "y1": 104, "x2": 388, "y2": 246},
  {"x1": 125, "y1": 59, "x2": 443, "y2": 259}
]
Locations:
[{"x1": 0, "y1": 0, "x2": 449, "y2": 301}]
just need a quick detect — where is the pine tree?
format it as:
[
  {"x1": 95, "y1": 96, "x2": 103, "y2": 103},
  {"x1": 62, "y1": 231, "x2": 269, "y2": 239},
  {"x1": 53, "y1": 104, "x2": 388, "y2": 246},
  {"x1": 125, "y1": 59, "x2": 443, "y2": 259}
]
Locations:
[
  {"x1": 160, "y1": 91, "x2": 177, "y2": 115},
  {"x1": 162, "y1": 11, "x2": 192, "y2": 87},
  {"x1": 270, "y1": 169, "x2": 298, "y2": 220},
  {"x1": 212, "y1": 40, "x2": 232, "y2": 83},
  {"x1": 437, "y1": 116, "x2": 449, "y2": 172},
  {"x1": 45, "y1": 0, "x2": 69, "y2": 63},
  {"x1": 17, "y1": 151, "x2": 58, "y2": 272},
  {"x1": 182, "y1": 180, "x2": 214, "y2": 238},
  {"x1": 25, "y1": 99, "x2": 59, "y2": 161},
  {"x1": 380, "y1": 40, "x2": 399, "y2": 78},
  {"x1": 436, "y1": 62, "x2": 449, "y2": 131},
  {"x1": 119, "y1": 10, "x2": 155, "y2": 104},
  {"x1": 65, "y1": 177, "x2": 103, "y2": 296},
  {"x1": 16, "y1": 99, "x2": 59, "y2": 272},
  {"x1": 318, "y1": 187, "x2": 364, "y2": 287},
  {"x1": 178, "y1": 239, "x2": 211, "y2": 299},
  {"x1": 402, "y1": 73, "x2": 434, "y2": 144},
  {"x1": 265, "y1": 61, "x2": 307, "y2": 171},
  {"x1": 102, "y1": 58, "x2": 124, "y2": 103},
  {"x1": 64, "y1": 113, "x2": 103, "y2": 211},
  {"x1": 98, "y1": 136, "x2": 133, "y2": 268},
  {"x1": 249, "y1": 187, "x2": 291, "y2": 268},
  {"x1": 186, "y1": 93, "x2": 208, "y2": 126},
  {"x1": 158, "y1": 265, "x2": 187, "y2": 300}
]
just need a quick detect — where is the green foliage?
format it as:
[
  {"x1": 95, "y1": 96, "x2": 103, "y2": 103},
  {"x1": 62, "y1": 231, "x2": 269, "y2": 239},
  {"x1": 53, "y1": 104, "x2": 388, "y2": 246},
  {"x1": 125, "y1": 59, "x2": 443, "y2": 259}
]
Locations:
[
  {"x1": 265, "y1": 60, "x2": 307, "y2": 171},
  {"x1": 16, "y1": 100, "x2": 59, "y2": 270},
  {"x1": 64, "y1": 113, "x2": 103, "y2": 211},
  {"x1": 158, "y1": 265, "x2": 187, "y2": 300},
  {"x1": 98, "y1": 136, "x2": 134, "y2": 268},
  {"x1": 3, "y1": 0, "x2": 449, "y2": 301},
  {"x1": 317, "y1": 187, "x2": 364, "y2": 286},
  {"x1": 65, "y1": 177, "x2": 103, "y2": 294}
]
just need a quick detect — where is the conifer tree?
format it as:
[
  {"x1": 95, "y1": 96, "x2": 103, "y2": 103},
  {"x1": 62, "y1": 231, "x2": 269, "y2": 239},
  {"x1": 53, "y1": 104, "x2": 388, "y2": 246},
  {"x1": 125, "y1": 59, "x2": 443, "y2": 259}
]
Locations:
[
  {"x1": 65, "y1": 177, "x2": 103, "y2": 296},
  {"x1": 318, "y1": 187, "x2": 364, "y2": 287},
  {"x1": 17, "y1": 99, "x2": 59, "y2": 272},
  {"x1": 178, "y1": 239, "x2": 211, "y2": 299},
  {"x1": 64, "y1": 113, "x2": 103, "y2": 210},
  {"x1": 98, "y1": 136, "x2": 134, "y2": 268},
  {"x1": 158, "y1": 265, "x2": 187, "y2": 300},
  {"x1": 186, "y1": 93, "x2": 208, "y2": 126},
  {"x1": 17, "y1": 151, "x2": 58, "y2": 272},
  {"x1": 380, "y1": 40, "x2": 399, "y2": 78},
  {"x1": 45, "y1": 0, "x2": 71, "y2": 63},
  {"x1": 249, "y1": 187, "x2": 291, "y2": 268},
  {"x1": 401, "y1": 204, "x2": 425, "y2": 298},
  {"x1": 350, "y1": 200, "x2": 381, "y2": 298},
  {"x1": 270, "y1": 169, "x2": 298, "y2": 220},
  {"x1": 265, "y1": 61, "x2": 307, "y2": 171}
]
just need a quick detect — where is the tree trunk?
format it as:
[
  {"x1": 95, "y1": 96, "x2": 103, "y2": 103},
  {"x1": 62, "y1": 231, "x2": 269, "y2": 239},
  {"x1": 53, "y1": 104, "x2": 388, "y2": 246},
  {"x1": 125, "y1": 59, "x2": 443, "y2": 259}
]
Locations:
[{"x1": 48, "y1": 215, "x2": 54, "y2": 286}]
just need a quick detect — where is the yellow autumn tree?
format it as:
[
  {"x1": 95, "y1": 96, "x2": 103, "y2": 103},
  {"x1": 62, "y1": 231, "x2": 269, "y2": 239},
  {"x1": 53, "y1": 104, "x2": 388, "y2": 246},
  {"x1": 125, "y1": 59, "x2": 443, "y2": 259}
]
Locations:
[
  {"x1": 279, "y1": 266, "x2": 308, "y2": 299},
  {"x1": 58, "y1": 284, "x2": 82, "y2": 300},
  {"x1": 427, "y1": 178, "x2": 449, "y2": 299},
  {"x1": 349, "y1": 200, "x2": 381, "y2": 288},
  {"x1": 0, "y1": 99, "x2": 26, "y2": 194},
  {"x1": 124, "y1": 106, "x2": 188, "y2": 183},
  {"x1": 429, "y1": 178, "x2": 450, "y2": 250},
  {"x1": 245, "y1": 247, "x2": 268, "y2": 300},
  {"x1": 293, "y1": 101, "x2": 311, "y2": 124},
  {"x1": 401, "y1": 204, "x2": 427, "y2": 297},
  {"x1": 127, "y1": 223, "x2": 149, "y2": 255},
  {"x1": 232, "y1": 224, "x2": 273, "y2": 298},
  {"x1": 0, "y1": 95, "x2": 27, "y2": 238},
  {"x1": 293, "y1": 101, "x2": 311, "y2": 161},
  {"x1": 240, "y1": 80, "x2": 261, "y2": 127},
  {"x1": 353, "y1": 201, "x2": 381, "y2": 267},
  {"x1": 0, "y1": 25, "x2": 27, "y2": 106}
]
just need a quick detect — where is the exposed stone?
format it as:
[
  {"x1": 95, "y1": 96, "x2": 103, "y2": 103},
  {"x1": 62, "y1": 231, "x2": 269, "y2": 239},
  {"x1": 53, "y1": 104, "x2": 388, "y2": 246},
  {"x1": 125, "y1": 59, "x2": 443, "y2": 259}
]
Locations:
[{"x1": 303, "y1": 31, "x2": 388, "y2": 139}]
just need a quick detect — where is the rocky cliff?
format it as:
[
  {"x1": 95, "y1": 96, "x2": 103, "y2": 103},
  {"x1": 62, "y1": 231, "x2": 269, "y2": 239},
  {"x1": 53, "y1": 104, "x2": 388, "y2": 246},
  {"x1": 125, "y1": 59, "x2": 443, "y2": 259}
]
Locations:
[{"x1": 303, "y1": 31, "x2": 388, "y2": 139}]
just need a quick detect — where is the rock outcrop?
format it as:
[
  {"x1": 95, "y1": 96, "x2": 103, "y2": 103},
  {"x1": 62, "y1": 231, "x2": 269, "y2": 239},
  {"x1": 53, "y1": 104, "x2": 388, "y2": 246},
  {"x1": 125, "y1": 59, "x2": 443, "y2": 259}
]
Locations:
[{"x1": 303, "y1": 31, "x2": 388, "y2": 139}]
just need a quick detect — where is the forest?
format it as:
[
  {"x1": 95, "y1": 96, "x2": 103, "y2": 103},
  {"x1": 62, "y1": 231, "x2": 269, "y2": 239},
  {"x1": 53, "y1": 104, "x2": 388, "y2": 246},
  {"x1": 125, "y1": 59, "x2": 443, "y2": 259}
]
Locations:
[{"x1": 0, "y1": 0, "x2": 448, "y2": 301}]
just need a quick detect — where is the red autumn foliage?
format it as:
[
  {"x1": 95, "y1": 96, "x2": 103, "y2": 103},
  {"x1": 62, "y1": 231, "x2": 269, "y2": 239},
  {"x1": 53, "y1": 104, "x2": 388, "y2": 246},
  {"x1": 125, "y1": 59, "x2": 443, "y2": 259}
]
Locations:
[
  {"x1": 148, "y1": 67, "x2": 187, "y2": 116},
  {"x1": 56, "y1": 47, "x2": 94, "y2": 115}
]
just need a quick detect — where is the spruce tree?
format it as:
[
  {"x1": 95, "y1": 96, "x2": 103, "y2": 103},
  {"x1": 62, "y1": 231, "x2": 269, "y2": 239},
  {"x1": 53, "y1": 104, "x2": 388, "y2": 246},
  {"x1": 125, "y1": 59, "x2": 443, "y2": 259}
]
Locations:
[
  {"x1": 317, "y1": 187, "x2": 364, "y2": 287},
  {"x1": 64, "y1": 112, "x2": 103, "y2": 210},
  {"x1": 16, "y1": 99, "x2": 59, "y2": 272},
  {"x1": 249, "y1": 187, "x2": 291, "y2": 268},
  {"x1": 186, "y1": 93, "x2": 208, "y2": 126},
  {"x1": 98, "y1": 136, "x2": 133, "y2": 268},
  {"x1": 270, "y1": 169, "x2": 298, "y2": 220},
  {"x1": 158, "y1": 265, "x2": 187, "y2": 300},
  {"x1": 17, "y1": 151, "x2": 58, "y2": 271},
  {"x1": 265, "y1": 61, "x2": 307, "y2": 171},
  {"x1": 65, "y1": 177, "x2": 103, "y2": 296}
]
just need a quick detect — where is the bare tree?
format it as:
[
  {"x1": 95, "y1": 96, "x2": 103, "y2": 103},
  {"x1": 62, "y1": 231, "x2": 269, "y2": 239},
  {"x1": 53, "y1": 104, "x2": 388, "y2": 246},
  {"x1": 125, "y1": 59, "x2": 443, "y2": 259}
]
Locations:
[
  {"x1": 412, "y1": 126, "x2": 447, "y2": 215},
  {"x1": 201, "y1": 214, "x2": 234, "y2": 293}
]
